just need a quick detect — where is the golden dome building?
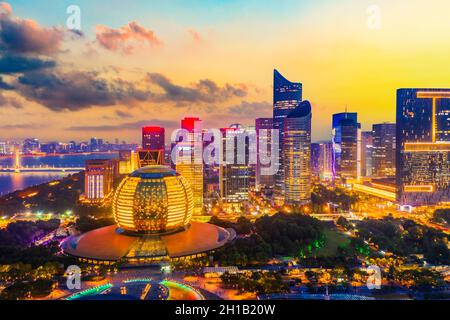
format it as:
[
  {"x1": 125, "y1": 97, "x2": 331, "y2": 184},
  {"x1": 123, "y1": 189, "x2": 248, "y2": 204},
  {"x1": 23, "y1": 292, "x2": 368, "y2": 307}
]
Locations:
[
  {"x1": 113, "y1": 166, "x2": 193, "y2": 234},
  {"x1": 63, "y1": 166, "x2": 234, "y2": 265}
]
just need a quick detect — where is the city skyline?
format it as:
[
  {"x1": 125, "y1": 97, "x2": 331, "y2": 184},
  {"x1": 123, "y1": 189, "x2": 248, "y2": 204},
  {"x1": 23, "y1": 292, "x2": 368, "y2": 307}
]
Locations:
[
  {"x1": 0, "y1": 1, "x2": 449, "y2": 304},
  {"x1": 1, "y1": 0, "x2": 450, "y2": 143}
]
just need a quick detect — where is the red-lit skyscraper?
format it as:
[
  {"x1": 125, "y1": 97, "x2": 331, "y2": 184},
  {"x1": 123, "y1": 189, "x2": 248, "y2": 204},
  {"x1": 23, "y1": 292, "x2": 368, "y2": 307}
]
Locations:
[
  {"x1": 142, "y1": 126, "x2": 165, "y2": 150},
  {"x1": 140, "y1": 126, "x2": 165, "y2": 167},
  {"x1": 176, "y1": 117, "x2": 204, "y2": 215},
  {"x1": 181, "y1": 117, "x2": 201, "y2": 132}
]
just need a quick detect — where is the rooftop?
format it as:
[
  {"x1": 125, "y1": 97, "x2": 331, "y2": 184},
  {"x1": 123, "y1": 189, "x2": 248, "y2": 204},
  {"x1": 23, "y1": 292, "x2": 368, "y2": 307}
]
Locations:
[{"x1": 62, "y1": 221, "x2": 234, "y2": 262}]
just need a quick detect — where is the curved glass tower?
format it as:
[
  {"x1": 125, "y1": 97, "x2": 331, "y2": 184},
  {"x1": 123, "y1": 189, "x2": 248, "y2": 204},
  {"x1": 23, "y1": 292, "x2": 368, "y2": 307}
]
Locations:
[
  {"x1": 273, "y1": 69, "x2": 302, "y2": 198},
  {"x1": 284, "y1": 101, "x2": 312, "y2": 205}
]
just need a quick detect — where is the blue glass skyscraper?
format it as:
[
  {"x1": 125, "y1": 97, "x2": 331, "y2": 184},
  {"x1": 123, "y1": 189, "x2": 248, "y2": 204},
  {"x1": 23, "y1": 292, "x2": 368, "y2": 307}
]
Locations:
[
  {"x1": 396, "y1": 89, "x2": 450, "y2": 205},
  {"x1": 332, "y1": 112, "x2": 360, "y2": 180}
]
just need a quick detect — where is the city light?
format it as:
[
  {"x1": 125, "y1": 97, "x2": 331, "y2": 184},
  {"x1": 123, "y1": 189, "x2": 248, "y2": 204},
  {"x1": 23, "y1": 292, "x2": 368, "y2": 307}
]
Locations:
[{"x1": 0, "y1": 0, "x2": 448, "y2": 305}]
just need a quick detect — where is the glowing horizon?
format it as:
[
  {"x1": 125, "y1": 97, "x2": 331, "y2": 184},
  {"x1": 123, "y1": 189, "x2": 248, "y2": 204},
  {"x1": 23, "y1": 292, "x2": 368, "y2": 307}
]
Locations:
[{"x1": 0, "y1": 0, "x2": 449, "y2": 143}]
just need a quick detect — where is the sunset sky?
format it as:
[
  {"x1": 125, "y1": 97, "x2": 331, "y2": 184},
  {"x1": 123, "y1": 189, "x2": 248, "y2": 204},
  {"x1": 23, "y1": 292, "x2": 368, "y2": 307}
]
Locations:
[{"x1": 0, "y1": 0, "x2": 449, "y2": 143}]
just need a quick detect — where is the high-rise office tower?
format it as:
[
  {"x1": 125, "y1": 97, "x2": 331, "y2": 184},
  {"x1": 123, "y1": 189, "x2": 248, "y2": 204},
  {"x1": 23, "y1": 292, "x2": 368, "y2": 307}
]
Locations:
[
  {"x1": 361, "y1": 131, "x2": 374, "y2": 177},
  {"x1": 396, "y1": 89, "x2": 450, "y2": 205},
  {"x1": 332, "y1": 112, "x2": 361, "y2": 180},
  {"x1": 311, "y1": 141, "x2": 333, "y2": 181},
  {"x1": 142, "y1": 126, "x2": 165, "y2": 150},
  {"x1": 255, "y1": 118, "x2": 273, "y2": 189},
  {"x1": 372, "y1": 123, "x2": 396, "y2": 177},
  {"x1": 203, "y1": 129, "x2": 220, "y2": 205},
  {"x1": 85, "y1": 159, "x2": 118, "y2": 201},
  {"x1": 273, "y1": 69, "x2": 302, "y2": 198},
  {"x1": 140, "y1": 126, "x2": 165, "y2": 166},
  {"x1": 284, "y1": 101, "x2": 312, "y2": 205},
  {"x1": 175, "y1": 117, "x2": 204, "y2": 215},
  {"x1": 219, "y1": 125, "x2": 255, "y2": 206},
  {"x1": 311, "y1": 143, "x2": 321, "y2": 178}
]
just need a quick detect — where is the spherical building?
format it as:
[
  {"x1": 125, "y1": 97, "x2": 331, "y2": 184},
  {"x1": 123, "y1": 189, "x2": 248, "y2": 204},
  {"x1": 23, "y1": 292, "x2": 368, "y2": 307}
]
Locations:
[
  {"x1": 113, "y1": 166, "x2": 193, "y2": 234},
  {"x1": 63, "y1": 166, "x2": 235, "y2": 265}
]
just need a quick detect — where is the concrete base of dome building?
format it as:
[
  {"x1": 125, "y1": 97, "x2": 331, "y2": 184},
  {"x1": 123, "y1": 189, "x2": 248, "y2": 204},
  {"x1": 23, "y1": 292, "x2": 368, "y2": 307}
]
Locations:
[{"x1": 62, "y1": 221, "x2": 235, "y2": 266}]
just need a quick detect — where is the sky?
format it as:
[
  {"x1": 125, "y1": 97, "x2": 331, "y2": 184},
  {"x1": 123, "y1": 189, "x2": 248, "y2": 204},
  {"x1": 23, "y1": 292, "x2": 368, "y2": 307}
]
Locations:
[{"x1": 0, "y1": 0, "x2": 449, "y2": 143}]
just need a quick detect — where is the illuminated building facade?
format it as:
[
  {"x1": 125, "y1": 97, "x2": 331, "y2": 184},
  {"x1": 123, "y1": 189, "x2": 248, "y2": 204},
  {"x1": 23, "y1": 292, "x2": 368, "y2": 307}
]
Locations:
[
  {"x1": 63, "y1": 166, "x2": 234, "y2": 265},
  {"x1": 85, "y1": 159, "x2": 118, "y2": 201},
  {"x1": 220, "y1": 125, "x2": 255, "y2": 205},
  {"x1": 361, "y1": 131, "x2": 374, "y2": 177},
  {"x1": 202, "y1": 129, "x2": 220, "y2": 205},
  {"x1": 118, "y1": 149, "x2": 137, "y2": 174},
  {"x1": 137, "y1": 149, "x2": 164, "y2": 167},
  {"x1": 311, "y1": 141, "x2": 333, "y2": 181},
  {"x1": 332, "y1": 112, "x2": 361, "y2": 180},
  {"x1": 175, "y1": 117, "x2": 204, "y2": 215},
  {"x1": 255, "y1": 118, "x2": 274, "y2": 189},
  {"x1": 142, "y1": 126, "x2": 165, "y2": 150},
  {"x1": 372, "y1": 123, "x2": 396, "y2": 177},
  {"x1": 113, "y1": 166, "x2": 193, "y2": 234},
  {"x1": 141, "y1": 126, "x2": 165, "y2": 167},
  {"x1": 283, "y1": 101, "x2": 312, "y2": 205},
  {"x1": 311, "y1": 143, "x2": 320, "y2": 179},
  {"x1": 396, "y1": 89, "x2": 450, "y2": 205},
  {"x1": 273, "y1": 69, "x2": 302, "y2": 197}
]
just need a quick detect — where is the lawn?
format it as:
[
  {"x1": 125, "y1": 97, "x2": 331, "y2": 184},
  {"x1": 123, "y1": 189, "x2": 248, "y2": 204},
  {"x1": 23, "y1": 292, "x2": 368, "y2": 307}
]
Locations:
[{"x1": 317, "y1": 228, "x2": 351, "y2": 257}]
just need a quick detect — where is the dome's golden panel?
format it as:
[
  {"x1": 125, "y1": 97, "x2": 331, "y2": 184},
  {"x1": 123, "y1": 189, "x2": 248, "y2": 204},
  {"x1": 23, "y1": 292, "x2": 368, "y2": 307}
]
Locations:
[{"x1": 112, "y1": 165, "x2": 193, "y2": 234}]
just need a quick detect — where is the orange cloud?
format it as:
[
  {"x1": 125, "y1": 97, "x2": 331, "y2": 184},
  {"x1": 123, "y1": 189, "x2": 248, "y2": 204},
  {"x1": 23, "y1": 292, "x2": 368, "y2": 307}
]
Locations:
[
  {"x1": 187, "y1": 29, "x2": 202, "y2": 44},
  {"x1": 95, "y1": 21, "x2": 162, "y2": 55}
]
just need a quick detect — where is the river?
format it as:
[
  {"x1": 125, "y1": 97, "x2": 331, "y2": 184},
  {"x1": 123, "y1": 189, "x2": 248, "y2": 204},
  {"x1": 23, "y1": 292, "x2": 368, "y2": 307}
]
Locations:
[{"x1": 0, "y1": 153, "x2": 118, "y2": 196}]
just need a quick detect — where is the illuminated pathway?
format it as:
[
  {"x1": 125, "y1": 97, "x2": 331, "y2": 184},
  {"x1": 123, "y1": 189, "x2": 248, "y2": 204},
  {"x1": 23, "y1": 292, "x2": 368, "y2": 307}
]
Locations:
[{"x1": 65, "y1": 279, "x2": 204, "y2": 300}]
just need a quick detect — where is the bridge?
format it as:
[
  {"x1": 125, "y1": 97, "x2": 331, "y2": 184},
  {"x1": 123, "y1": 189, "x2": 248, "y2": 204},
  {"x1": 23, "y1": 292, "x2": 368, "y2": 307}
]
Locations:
[
  {"x1": 0, "y1": 149, "x2": 84, "y2": 173},
  {"x1": 0, "y1": 166, "x2": 84, "y2": 173}
]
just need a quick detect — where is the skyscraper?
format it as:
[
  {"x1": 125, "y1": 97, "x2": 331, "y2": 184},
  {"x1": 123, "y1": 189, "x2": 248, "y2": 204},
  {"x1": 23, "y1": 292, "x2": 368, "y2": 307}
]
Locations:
[
  {"x1": 361, "y1": 131, "x2": 374, "y2": 177},
  {"x1": 372, "y1": 123, "x2": 396, "y2": 177},
  {"x1": 255, "y1": 118, "x2": 273, "y2": 189},
  {"x1": 220, "y1": 125, "x2": 255, "y2": 207},
  {"x1": 273, "y1": 69, "x2": 302, "y2": 198},
  {"x1": 142, "y1": 126, "x2": 165, "y2": 150},
  {"x1": 284, "y1": 101, "x2": 312, "y2": 205},
  {"x1": 311, "y1": 141, "x2": 333, "y2": 181},
  {"x1": 85, "y1": 159, "x2": 118, "y2": 202},
  {"x1": 396, "y1": 89, "x2": 450, "y2": 205},
  {"x1": 332, "y1": 112, "x2": 361, "y2": 180},
  {"x1": 175, "y1": 117, "x2": 204, "y2": 215},
  {"x1": 203, "y1": 128, "x2": 220, "y2": 206}
]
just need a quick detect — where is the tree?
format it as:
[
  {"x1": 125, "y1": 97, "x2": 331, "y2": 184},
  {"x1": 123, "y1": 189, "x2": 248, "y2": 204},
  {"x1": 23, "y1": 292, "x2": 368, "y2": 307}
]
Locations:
[{"x1": 336, "y1": 216, "x2": 352, "y2": 230}]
